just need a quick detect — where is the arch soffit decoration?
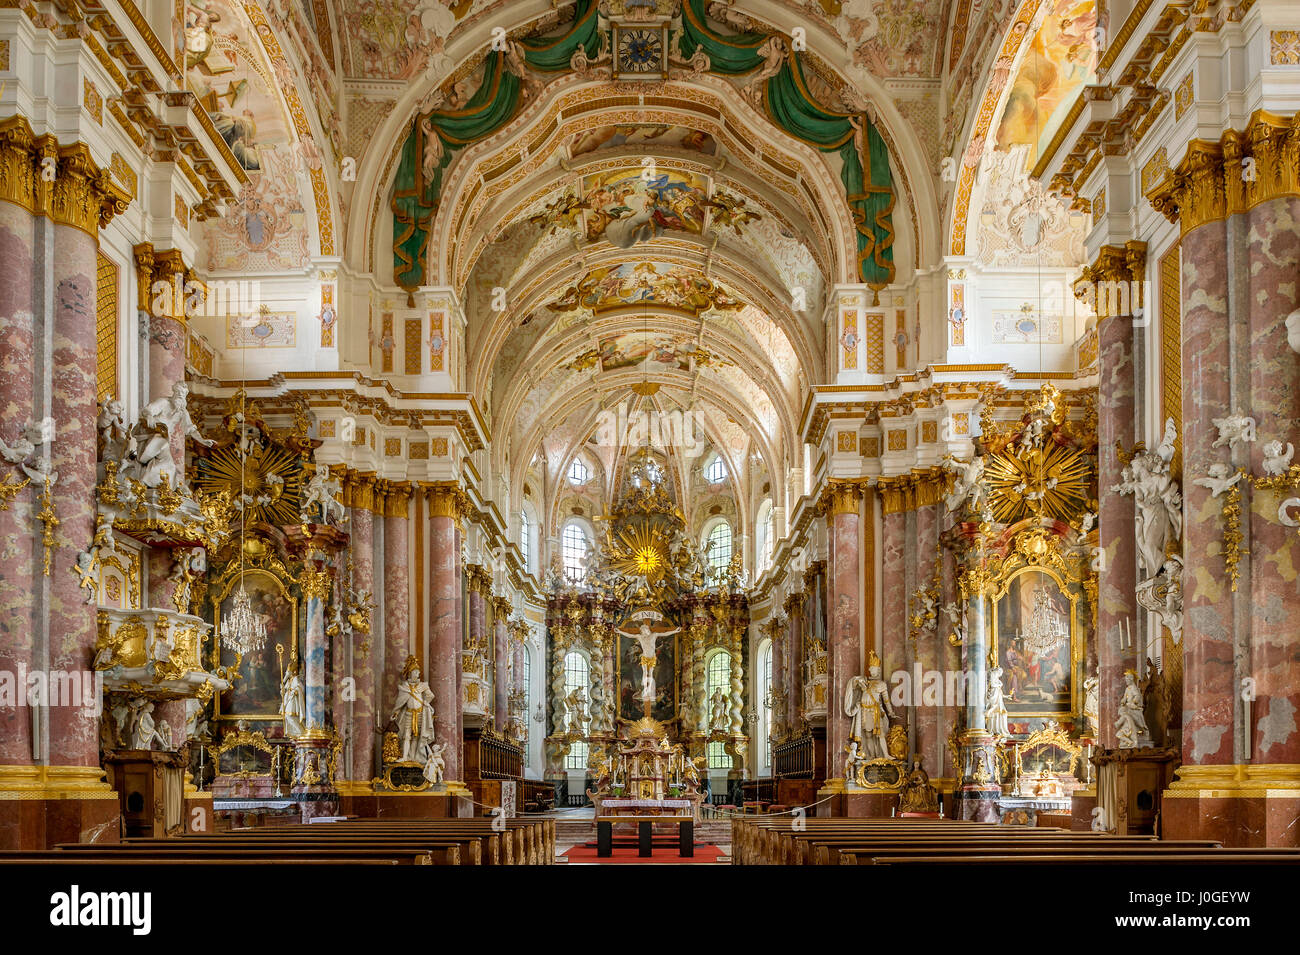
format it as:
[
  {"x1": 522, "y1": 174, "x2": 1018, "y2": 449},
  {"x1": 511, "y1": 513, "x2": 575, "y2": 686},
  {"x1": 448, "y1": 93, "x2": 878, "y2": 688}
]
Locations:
[
  {"x1": 944, "y1": 0, "x2": 1097, "y2": 257},
  {"x1": 342, "y1": 2, "x2": 940, "y2": 285}
]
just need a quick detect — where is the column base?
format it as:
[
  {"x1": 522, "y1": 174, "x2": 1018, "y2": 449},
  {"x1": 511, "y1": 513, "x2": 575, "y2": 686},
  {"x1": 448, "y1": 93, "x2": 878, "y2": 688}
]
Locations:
[
  {"x1": 956, "y1": 786, "x2": 1001, "y2": 822},
  {"x1": 815, "y1": 779, "x2": 899, "y2": 817},
  {"x1": 1162, "y1": 764, "x2": 1300, "y2": 847},
  {"x1": 0, "y1": 765, "x2": 121, "y2": 849},
  {"x1": 1070, "y1": 786, "x2": 1097, "y2": 831},
  {"x1": 363, "y1": 790, "x2": 475, "y2": 819}
]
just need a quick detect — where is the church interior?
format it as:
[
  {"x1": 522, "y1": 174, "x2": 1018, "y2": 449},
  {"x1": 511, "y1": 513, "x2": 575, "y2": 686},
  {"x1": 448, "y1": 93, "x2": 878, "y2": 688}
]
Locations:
[{"x1": 2, "y1": 0, "x2": 1300, "y2": 880}]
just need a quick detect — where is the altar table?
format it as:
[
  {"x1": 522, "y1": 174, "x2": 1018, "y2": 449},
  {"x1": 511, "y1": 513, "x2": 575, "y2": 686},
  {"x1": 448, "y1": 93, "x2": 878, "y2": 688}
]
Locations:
[{"x1": 596, "y1": 815, "x2": 694, "y2": 858}]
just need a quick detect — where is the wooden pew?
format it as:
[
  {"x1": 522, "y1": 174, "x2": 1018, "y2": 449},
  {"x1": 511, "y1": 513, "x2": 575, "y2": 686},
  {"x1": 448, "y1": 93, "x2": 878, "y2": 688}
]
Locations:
[
  {"x1": 311, "y1": 819, "x2": 553, "y2": 864},
  {"x1": 45, "y1": 845, "x2": 445, "y2": 865}
]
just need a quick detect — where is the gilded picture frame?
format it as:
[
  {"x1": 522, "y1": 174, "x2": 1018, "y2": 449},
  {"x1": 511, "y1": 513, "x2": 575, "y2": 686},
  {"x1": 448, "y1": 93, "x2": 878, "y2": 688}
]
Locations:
[
  {"x1": 988, "y1": 565, "x2": 1082, "y2": 719},
  {"x1": 212, "y1": 565, "x2": 300, "y2": 722}
]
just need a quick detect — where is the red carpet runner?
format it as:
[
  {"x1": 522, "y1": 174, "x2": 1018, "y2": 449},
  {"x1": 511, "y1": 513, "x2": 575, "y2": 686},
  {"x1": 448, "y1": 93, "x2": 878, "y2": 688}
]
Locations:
[{"x1": 561, "y1": 845, "x2": 725, "y2": 864}]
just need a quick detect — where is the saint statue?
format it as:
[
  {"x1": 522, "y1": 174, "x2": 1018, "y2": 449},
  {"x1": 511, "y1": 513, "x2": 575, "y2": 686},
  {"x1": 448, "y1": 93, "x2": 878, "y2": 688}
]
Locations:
[
  {"x1": 1115, "y1": 669, "x2": 1151, "y2": 748},
  {"x1": 281, "y1": 662, "x2": 305, "y2": 738},
  {"x1": 986, "y1": 666, "x2": 1010, "y2": 738},
  {"x1": 844, "y1": 651, "x2": 894, "y2": 760},
  {"x1": 708, "y1": 686, "x2": 729, "y2": 734},
  {"x1": 565, "y1": 686, "x2": 589, "y2": 736},
  {"x1": 390, "y1": 655, "x2": 437, "y2": 763}
]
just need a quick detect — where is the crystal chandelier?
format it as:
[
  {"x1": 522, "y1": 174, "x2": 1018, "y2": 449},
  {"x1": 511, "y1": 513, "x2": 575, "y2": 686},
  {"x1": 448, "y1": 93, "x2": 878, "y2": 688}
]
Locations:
[
  {"x1": 222, "y1": 363, "x2": 266, "y2": 656},
  {"x1": 1019, "y1": 587, "x2": 1068, "y2": 657},
  {"x1": 223, "y1": 584, "x2": 267, "y2": 655}
]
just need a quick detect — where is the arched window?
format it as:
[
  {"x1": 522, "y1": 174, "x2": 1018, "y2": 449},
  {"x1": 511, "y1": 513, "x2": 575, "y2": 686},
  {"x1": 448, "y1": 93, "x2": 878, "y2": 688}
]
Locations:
[
  {"x1": 705, "y1": 454, "x2": 727, "y2": 484},
  {"x1": 706, "y1": 521, "x2": 732, "y2": 574},
  {"x1": 562, "y1": 522, "x2": 588, "y2": 582},
  {"x1": 756, "y1": 500, "x2": 773, "y2": 573},
  {"x1": 568, "y1": 458, "x2": 589, "y2": 485},
  {"x1": 521, "y1": 648, "x2": 532, "y2": 743},
  {"x1": 563, "y1": 650, "x2": 589, "y2": 769},
  {"x1": 706, "y1": 650, "x2": 732, "y2": 769},
  {"x1": 759, "y1": 641, "x2": 773, "y2": 770},
  {"x1": 519, "y1": 509, "x2": 531, "y2": 573}
]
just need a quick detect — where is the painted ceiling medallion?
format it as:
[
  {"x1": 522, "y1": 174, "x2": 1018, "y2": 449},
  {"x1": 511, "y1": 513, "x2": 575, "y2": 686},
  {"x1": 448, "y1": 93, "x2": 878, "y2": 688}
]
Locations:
[{"x1": 631, "y1": 381, "x2": 661, "y2": 396}]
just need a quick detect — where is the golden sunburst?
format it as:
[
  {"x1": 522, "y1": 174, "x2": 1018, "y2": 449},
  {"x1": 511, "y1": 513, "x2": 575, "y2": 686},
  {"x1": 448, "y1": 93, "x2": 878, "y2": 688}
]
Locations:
[
  {"x1": 609, "y1": 519, "x2": 671, "y2": 583},
  {"x1": 194, "y1": 443, "x2": 304, "y2": 527},
  {"x1": 984, "y1": 441, "x2": 1092, "y2": 525}
]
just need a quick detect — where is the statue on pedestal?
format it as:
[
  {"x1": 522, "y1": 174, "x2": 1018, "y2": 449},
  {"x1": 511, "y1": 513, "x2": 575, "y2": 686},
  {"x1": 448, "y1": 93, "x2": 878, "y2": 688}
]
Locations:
[
  {"x1": 986, "y1": 666, "x2": 1010, "y2": 738},
  {"x1": 280, "y1": 661, "x2": 305, "y2": 738},
  {"x1": 565, "y1": 686, "x2": 588, "y2": 736},
  {"x1": 390, "y1": 656, "x2": 437, "y2": 763},
  {"x1": 899, "y1": 759, "x2": 940, "y2": 813},
  {"x1": 844, "y1": 650, "x2": 894, "y2": 759},
  {"x1": 707, "y1": 686, "x2": 729, "y2": 734},
  {"x1": 1115, "y1": 669, "x2": 1152, "y2": 748}
]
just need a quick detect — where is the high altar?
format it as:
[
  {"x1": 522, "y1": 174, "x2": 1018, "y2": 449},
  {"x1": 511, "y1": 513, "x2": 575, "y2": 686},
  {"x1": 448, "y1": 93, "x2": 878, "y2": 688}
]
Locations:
[{"x1": 546, "y1": 451, "x2": 749, "y2": 811}]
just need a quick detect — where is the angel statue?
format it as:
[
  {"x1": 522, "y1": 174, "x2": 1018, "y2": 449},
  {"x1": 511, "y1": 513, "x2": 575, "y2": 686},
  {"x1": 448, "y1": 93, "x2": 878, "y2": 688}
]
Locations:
[
  {"x1": 1211, "y1": 411, "x2": 1256, "y2": 450},
  {"x1": 1193, "y1": 463, "x2": 1242, "y2": 499},
  {"x1": 422, "y1": 742, "x2": 448, "y2": 786},
  {"x1": 301, "y1": 463, "x2": 345, "y2": 524},
  {"x1": 943, "y1": 454, "x2": 986, "y2": 515},
  {"x1": 844, "y1": 650, "x2": 894, "y2": 760}
]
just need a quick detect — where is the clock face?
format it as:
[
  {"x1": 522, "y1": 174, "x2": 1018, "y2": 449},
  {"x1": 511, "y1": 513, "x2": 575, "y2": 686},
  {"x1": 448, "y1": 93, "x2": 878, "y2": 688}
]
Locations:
[{"x1": 617, "y1": 27, "x2": 663, "y2": 73}]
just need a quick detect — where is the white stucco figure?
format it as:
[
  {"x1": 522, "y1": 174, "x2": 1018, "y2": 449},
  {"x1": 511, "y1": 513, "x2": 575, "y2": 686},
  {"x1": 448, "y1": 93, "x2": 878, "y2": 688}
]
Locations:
[
  {"x1": 1115, "y1": 670, "x2": 1152, "y2": 748},
  {"x1": 390, "y1": 657, "x2": 436, "y2": 763},
  {"x1": 422, "y1": 742, "x2": 447, "y2": 785},
  {"x1": 708, "y1": 686, "x2": 729, "y2": 734},
  {"x1": 1262, "y1": 440, "x2": 1294, "y2": 477},
  {"x1": 986, "y1": 666, "x2": 1010, "y2": 737},
  {"x1": 844, "y1": 653, "x2": 894, "y2": 759},
  {"x1": 281, "y1": 663, "x2": 305, "y2": 738},
  {"x1": 301, "y1": 463, "x2": 345, "y2": 524}
]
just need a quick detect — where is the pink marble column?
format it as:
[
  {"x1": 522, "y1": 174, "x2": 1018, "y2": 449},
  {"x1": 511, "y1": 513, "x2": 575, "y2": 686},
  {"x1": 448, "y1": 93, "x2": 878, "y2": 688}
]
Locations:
[
  {"x1": 492, "y1": 597, "x2": 509, "y2": 731},
  {"x1": 428, "y1": 488, "x2": 463, "y2": 781},
  {"x1": 1096, "y1": 299, "x2": 1140, "y2": 749},
  {"x1": 1246, "y1": 196, "x2": 1300, "y2": 764},
  {"x1": 0, "y1": 199, "x2": 37, "y2": 767},
  {"x1": 142, "y1": 249, "x2": 189, "y2": 470},
  {"x1": 914, "y1": 502, "x2": 941, "y2": 776},
  {"x1": 43, "y1": 222, "x2": 100, "y2": 772},
  {"x1": 348, "y1": 503, "x2": 376, "y2": 781},
  {"x1": 787, "y1": 595, "x2": 803, "y2": 729},
  {"x1": 771, "y1": 614, "x2": 785, "y2": 737},
  {"x1": 880, "y1": 508, "x2": 906, "y2": 680},
  {"x1": 1180, "y1": 219, "x2": 1239, "y2": 767},
  {"x1": 826, "y1": 483, "x2": 862, "y2": 780},
  {"x1": 381, "y1": 491, "x2": 411, "y2": 723}
]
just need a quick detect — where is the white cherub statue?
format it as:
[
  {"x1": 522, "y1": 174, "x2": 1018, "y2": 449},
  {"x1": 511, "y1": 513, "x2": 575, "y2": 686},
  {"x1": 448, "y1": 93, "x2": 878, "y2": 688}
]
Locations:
[
  {"x1": 1193, "y1": 463, "x2": 1243, "y2": 498},
  {"x1": 1211, "y1": 411, "x2": 1257, "y2": 450},
  {"x1": 1262, "y1": 440, "x2": 1294, "y2": 477}
]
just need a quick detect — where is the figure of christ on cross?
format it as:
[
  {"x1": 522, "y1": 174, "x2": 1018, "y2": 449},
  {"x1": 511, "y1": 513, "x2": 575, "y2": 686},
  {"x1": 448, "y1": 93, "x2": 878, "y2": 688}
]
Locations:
[{"x1": 617, "y1": 620, "x2": 681, "y2": 706}]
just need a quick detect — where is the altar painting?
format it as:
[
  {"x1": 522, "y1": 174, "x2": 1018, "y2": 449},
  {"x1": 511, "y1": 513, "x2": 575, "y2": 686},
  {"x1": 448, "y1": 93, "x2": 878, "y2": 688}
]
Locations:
[
  {"x1": 991, "y1": 568, "x2": 1078, "y2": 717},
  {"x1": 616, "y1": 633, "x2": 677, "y2": 723},
  {"x1": 215, "y1": 569, "x2": 298, "y2": 720}
]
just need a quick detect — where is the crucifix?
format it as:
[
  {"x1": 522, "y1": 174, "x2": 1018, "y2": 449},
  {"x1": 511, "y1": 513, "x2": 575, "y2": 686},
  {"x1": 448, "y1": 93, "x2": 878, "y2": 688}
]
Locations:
[{"x1": 617, "y1": 619, "x2": 680, "y2": 712}]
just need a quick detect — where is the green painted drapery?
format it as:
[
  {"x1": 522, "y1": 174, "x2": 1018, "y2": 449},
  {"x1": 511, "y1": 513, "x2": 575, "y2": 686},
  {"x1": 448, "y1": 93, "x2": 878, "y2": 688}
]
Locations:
[
  {"x1": 391, "y1": 0, "x2": 605, "y2": 289},
  {"x1": 679, "y1": 0, "x2": 895, "y2": 287},
  {"x1": 391, "y1": 0, "x2": 895, "y2": 289}
]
